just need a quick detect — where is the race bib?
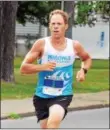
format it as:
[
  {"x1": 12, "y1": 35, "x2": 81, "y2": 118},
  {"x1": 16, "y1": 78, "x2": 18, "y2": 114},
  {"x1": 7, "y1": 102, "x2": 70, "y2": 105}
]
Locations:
[
  {"x1": 42, "y1": 76, "x2": 64, "y2": 96},
  {"x1": 43, "y1": 87, "x2": 63, "y2": 96}
]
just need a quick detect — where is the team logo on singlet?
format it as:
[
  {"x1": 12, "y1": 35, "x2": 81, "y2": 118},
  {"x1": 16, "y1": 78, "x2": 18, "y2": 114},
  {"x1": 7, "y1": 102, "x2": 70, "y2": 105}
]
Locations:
[{"x1": 48, "y1": 55, "x2": 71, "y2": 63}]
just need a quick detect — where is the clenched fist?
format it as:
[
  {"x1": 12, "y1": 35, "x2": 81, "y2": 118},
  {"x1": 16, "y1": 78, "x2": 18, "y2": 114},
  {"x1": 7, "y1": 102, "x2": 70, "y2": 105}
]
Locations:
[
  {"x1": 43, "y1": 62, "x2": 56, "y2": 71},
  {"x1": 76, "y1": 69, "x2": 86, "y2": 82}
]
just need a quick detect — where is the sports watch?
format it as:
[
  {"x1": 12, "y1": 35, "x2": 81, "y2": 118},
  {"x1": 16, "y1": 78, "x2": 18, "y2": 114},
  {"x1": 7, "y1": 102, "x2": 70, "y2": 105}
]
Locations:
[{"x1": 82, "y1": 68, "x2": 88, "y2": 74}]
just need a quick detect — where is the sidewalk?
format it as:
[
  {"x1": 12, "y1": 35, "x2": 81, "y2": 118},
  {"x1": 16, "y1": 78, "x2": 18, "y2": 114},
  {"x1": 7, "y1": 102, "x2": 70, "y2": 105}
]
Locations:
[{"x1": 1, "y1": 91, "x2": 109, "y2": 120}]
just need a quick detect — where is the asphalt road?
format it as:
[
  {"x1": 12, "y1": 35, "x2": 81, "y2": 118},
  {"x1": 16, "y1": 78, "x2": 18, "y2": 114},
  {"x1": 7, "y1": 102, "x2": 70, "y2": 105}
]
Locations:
[{"x1": 1, "y1": 108, "x2": 109, "y2": 130}]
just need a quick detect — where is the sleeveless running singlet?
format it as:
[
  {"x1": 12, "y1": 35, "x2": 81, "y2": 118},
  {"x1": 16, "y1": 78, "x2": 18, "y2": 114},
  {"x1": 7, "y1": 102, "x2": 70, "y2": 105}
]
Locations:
[{"x1": 35, "y1": 37, "x2": 76, "y2": 98}]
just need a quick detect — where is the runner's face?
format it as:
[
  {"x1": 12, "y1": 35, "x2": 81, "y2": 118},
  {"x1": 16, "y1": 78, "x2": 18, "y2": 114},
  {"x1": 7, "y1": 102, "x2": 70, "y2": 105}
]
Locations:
[{"x1": 49, "y1": 14, "x2": 68, "y2": 38}]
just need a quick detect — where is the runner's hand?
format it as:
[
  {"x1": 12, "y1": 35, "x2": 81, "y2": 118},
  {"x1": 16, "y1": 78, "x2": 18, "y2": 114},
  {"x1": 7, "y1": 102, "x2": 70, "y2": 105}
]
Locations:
[
  {"x1": 76, "y1": 69, "x2": 85, "y2": 82},
  {"x1": 43, "y1": 62, "x2": 56, "y2": 71}
]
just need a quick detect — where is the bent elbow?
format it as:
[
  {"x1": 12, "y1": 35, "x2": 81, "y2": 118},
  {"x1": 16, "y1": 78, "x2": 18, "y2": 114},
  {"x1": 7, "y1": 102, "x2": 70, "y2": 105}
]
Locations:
[{"x1": 20, "y1": 65, "x2": 26, "y2": 74}]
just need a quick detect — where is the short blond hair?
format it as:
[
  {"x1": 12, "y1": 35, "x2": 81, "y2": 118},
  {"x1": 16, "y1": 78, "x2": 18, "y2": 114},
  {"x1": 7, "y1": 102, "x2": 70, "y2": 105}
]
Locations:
[{"x1": 49, "y1": 9, "x2": 69, "y2": 24}]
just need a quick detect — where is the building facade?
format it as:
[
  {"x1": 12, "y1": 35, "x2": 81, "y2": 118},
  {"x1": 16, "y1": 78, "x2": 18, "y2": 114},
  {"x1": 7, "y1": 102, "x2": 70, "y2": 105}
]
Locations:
[{"x1": 15, "y1": 21, "x2": 109, "y2": 59}]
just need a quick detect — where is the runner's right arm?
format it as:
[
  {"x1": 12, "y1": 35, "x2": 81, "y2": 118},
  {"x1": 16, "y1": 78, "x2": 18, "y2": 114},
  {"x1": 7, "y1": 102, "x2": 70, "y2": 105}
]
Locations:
[{"x1": 20, "y1": 39, "x2": 56, "y2": 74}]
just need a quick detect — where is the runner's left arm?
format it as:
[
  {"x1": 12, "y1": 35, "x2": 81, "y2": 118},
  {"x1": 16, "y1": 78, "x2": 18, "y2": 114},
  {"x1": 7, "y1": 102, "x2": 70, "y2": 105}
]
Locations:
[{"x1": 73, "y1": 40, "x2": 92, "y2": 82}]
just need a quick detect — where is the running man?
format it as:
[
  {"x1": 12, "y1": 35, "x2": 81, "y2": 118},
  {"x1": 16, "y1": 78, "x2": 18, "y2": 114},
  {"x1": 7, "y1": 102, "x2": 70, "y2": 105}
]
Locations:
[{"x1": 20, "y1": 9, "x2": 92, "y2": 129}]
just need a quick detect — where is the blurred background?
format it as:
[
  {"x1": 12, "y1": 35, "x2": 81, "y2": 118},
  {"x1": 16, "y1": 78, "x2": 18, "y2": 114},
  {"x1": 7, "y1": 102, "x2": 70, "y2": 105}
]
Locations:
[{"x1": 0, "y1": 1, "x2": 109, "y2": 99}]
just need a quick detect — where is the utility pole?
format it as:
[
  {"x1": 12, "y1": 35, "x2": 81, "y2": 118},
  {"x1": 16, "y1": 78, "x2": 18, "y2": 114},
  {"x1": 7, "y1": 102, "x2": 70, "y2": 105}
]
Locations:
[
  {"x1": 62, "y1": 1, "x2": 75, "y2": 39},
  {"x1": 61, "y1": 0, "x2": 64, "y2": 10}
]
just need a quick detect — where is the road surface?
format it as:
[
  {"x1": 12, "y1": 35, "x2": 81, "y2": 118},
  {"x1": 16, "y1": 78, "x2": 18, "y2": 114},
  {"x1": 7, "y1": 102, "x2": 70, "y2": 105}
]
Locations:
[{"x1": 1, "y1": 108, "x2": 109, "y2": 129}]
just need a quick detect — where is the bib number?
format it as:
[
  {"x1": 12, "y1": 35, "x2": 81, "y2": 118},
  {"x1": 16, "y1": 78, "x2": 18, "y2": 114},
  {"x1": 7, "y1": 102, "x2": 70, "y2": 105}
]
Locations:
[{"x1": 42, "y1": 76, "x2": 64, "y2": 96}]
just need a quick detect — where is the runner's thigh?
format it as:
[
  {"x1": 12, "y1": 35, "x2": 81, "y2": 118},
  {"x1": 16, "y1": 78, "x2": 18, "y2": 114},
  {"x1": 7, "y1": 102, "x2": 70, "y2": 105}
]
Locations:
[{"x1": 48, "y1": 104, "x2": 65, "y2": 122}]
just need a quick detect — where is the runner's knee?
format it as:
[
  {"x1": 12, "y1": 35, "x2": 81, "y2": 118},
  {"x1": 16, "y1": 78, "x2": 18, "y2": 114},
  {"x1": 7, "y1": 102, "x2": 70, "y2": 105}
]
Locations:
[
  {"x1": 47, "y1": 104, "x2": 65, "y2": 128},
  {"x1": 47, "y1": 119, "x2": 60, "y2": 129},
  {"x1": 40, "y1": 118, "x2": 48, "y2": 129}
]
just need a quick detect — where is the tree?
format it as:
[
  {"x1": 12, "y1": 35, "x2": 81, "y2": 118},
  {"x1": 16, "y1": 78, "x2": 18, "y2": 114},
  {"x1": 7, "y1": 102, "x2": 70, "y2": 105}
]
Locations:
[
  {"x1": 17, "y1": 1, "x2": 61, "y2": 26},
  {"x1": 74, "y1": 1, "x2": 110, "y2": 27},
  {"x1": 64, "y1": 1, "x2": 75, "y2": 38},
  {"x1": 1, "y1": 1, "x2": 109, "y2": 83},
  {"x1": 17, "y1": 1, "x2": 110, "y2": 27},
  {"x1": 0, "y1": 2, "x2": 3, "y2": 81},
  {"x1": 0, "y1": 1, "x2": 18, "y2": 82}
]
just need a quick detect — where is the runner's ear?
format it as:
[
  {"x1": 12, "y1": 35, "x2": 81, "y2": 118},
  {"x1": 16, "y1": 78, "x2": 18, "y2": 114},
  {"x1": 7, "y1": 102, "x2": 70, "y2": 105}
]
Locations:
[{"x1": 65, "y1": 24, "x2": 68, "y2": 30}]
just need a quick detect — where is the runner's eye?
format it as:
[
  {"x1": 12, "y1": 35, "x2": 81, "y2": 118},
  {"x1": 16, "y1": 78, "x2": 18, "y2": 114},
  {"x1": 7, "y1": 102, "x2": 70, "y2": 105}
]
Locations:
[
  {"x1": 51, "y1": 23, "x2": 55, "y2": 25},
  {"x1": 57, "y1": 23, "x2": 61, "y2": 25}
]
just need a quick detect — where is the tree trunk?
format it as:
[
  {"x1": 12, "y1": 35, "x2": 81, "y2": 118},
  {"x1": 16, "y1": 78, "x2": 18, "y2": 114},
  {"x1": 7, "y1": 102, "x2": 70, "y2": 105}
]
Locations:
[
  {"x1": 0, "y1": 1, "x2": 18, "y2": 82},
  {"x1": 64, "y1": 1, "x2": 75, "y2": 39},
  {"x1": 0, "y1": 1, "x2": 4, "y2": 80}
]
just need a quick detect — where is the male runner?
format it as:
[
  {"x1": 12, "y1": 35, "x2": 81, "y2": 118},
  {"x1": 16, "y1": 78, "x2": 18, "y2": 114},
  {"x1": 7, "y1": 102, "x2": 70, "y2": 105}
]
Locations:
[{"x1": 20, "y1": 9, "x2": 92, "y2": 129}]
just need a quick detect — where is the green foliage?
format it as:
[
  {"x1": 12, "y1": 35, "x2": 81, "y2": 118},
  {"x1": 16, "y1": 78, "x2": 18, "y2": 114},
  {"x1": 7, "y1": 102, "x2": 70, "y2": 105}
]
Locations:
[
  {"x1": 8, "y1": 113, "x2": 21, "y2": 119},
  {"x1": 17, "y1": 1, "x2": 61, "y2": 26},
  {"x1": 95, "y1": 1, "x2": 110, "y2": 15},
  {"x1": 17, "y1": 1, "x2": 110, "y2": 27},
  {"x1": 74, "y1": 1, "x2": 110, "y2": 27}
]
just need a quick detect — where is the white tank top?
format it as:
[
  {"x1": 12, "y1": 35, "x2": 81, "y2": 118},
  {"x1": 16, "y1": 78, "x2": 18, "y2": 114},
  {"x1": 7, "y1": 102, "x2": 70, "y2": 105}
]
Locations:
[{"x1": 35, "y1": 37, "x2": 76, "y2": 98}]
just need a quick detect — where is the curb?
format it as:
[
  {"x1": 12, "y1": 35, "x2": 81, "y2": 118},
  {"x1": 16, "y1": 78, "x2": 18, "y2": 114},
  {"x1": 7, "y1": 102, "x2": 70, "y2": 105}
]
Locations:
[{"x1": 1, "y1": 104, "x2": 109, "y2": 120}]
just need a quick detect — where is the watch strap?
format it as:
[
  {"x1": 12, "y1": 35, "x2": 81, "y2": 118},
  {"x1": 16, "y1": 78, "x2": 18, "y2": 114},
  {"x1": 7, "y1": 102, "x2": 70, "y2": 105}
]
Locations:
[{"x1": 82, "y1": 68, "x2": 88, "y2": 74}]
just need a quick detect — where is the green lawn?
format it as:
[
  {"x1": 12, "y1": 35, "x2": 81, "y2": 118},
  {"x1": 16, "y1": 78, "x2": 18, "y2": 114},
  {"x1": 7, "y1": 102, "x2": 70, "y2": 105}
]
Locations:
[{"x1": 1, "y1": 57, "x2": 109, "y2": 100}]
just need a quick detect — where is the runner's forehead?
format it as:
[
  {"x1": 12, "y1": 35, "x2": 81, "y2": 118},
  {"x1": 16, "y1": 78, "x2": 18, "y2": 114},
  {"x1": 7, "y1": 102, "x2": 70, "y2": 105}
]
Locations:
[{"x1": 50, "y1": 14, "x2": 65, "y2": 24}]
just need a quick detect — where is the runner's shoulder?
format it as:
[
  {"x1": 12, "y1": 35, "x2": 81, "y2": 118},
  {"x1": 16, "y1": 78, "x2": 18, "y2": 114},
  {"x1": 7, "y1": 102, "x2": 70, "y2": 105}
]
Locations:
[{"x1": 34, "y1": 37, "x2": 45, "y2": 48}]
